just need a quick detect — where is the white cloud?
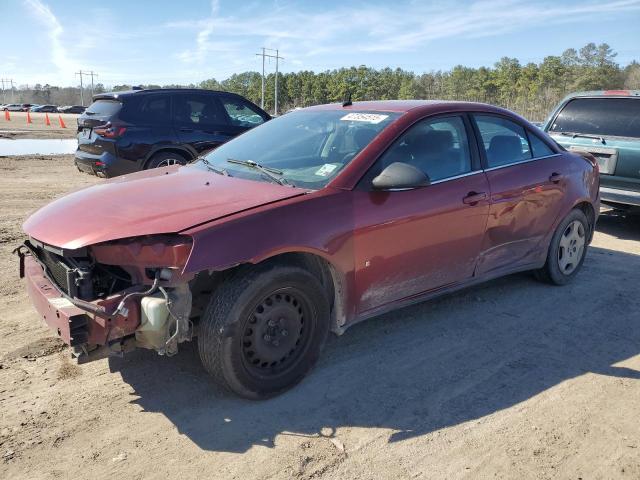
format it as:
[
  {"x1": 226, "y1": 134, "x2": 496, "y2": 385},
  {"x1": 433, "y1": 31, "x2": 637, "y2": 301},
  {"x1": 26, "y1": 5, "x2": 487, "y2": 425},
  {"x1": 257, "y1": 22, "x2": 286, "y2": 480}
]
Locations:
[
  {"x1": 169, "y1": 0, "x2": 640, "y2": 69},
  {"x1": 23, "y1": 0, "x2": 78, "y2": 76}
]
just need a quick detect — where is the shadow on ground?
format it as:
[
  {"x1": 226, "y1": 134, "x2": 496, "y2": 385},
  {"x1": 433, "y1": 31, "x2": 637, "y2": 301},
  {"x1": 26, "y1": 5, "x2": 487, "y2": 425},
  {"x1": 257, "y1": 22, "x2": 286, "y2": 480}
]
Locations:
[
  {"x1": 110, "y1": 241, "x2": 640, "y2": 453},
  {"x1": 596, "y1": 209, "x2": 640, "y2": 241}
]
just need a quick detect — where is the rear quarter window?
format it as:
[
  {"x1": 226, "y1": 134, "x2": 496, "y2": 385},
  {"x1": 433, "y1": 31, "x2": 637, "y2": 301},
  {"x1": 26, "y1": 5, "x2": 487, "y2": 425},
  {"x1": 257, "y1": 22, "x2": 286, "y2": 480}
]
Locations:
[{"x1": 550, "y1": 98, "x2": 640, "y2": 138}]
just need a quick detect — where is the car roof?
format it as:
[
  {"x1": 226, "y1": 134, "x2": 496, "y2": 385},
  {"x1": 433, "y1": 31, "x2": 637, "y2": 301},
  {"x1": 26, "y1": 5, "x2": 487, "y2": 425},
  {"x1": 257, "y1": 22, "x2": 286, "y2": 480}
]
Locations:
[
  {"x1": 304, "y1": 99, "x2": 515, "y2": 115},
  {"x1": 93, "y1": 88, "x2": 249, "y2": 102},
  {"x1": 561, "y1": 90, "x2": 640, "y2": 100}
]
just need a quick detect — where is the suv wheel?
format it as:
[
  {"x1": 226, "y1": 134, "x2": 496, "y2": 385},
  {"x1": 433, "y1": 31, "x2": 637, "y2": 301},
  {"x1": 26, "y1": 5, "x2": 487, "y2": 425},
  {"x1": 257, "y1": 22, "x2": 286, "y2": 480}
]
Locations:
[
  {"x1": 198, "y1": 264, "x2": 330, "y2": 399},
  {"x1": 146, "y1": 151, "x2": 188, "y2": 169},
  {"x1": 534, "y1": 208, "x2": 589, "y2": 285}
]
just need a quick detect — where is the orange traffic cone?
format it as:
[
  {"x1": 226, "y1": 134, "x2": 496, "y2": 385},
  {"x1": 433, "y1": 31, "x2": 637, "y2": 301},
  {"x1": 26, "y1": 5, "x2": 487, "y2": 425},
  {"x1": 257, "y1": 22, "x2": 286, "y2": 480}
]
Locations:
[
  {"x1": 45, "y1": 113, "x2": 51, "y2": 126},
  {"x1": 58, "y1": 115, "x2": 67, "y2": 128},
  {"x1": 4, "y1": 110, "x2": 9, "y2": 121},
  {"x1": 27, "y1": 111, "x2": 33, "y2": 124}
]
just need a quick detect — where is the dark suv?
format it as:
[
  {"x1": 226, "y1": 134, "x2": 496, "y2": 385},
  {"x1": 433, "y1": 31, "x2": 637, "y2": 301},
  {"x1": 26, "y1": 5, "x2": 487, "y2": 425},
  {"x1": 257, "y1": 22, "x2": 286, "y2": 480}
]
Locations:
[{"x1": 75, "y1": 89, "x2": 270, "y2": 177}]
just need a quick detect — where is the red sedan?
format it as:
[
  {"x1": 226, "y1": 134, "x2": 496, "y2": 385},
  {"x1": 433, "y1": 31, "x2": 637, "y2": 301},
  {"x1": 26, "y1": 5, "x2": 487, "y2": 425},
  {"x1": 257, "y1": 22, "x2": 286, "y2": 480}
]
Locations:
[{"x1": 18, "y1": 100, "x2": 600, "y2": 398}]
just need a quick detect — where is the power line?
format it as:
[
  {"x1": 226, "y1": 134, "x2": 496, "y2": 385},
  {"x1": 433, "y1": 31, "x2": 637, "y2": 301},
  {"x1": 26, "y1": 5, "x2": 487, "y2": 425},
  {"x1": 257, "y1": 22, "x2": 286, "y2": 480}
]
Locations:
[{"x1": 255, "y1": 48, "x2": 284, "y2": 115}]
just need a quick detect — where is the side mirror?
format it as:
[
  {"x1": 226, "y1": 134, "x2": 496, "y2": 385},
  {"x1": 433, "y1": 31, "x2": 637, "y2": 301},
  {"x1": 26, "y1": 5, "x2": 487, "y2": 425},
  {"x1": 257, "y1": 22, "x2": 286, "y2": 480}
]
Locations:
[{"x1": 372, "y1": 162, "x2": 430, "y2": 191}]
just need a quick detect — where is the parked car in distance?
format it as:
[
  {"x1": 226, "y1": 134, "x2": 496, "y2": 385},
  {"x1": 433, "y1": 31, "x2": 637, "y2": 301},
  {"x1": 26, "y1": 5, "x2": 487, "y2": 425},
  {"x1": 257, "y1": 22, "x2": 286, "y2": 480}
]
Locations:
[
  {"x1": 59, "y1": 105, "x2": 86, "y2": 114},
  {"x1": 74, "y1": 88, "x2": 271, "y2": 177},
  {"x1": 544, "y1": 90, "x2": 640, "y2": 211},
  {"x1": 19, "y1": 100, "x2": 599, "y2": 398},
  {"x1": 4, "y1": 103, "x2": 29, "y2": 111},
  {"x1": 31, "y1": 104, "x2": 60, "y2": 113}
]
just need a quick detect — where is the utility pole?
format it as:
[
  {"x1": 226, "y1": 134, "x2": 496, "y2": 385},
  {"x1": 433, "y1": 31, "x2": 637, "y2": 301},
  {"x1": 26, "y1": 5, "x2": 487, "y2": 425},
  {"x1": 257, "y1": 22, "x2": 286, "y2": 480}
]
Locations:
[
  {"x1": 87, "y1": 71, "x2": 98, "y2": 98},
  {"x1": 255, "y1": 48, "x2": 284, "y2": 115},
  {"x1": 1, "y1": 79, "x2": 15, "y2": 103},
  {"x1": 75, "y1": 70, "x2": 98, "y2": 106},
  {"x1": 76, "y1": 70, "x2": 85, "y2": 106},
  {"x1": 275, "y1": 49, "x2": 280, "y2": 116},
  {"x1": 258, "y1": 47, "x2": 265, "y2": 109}
]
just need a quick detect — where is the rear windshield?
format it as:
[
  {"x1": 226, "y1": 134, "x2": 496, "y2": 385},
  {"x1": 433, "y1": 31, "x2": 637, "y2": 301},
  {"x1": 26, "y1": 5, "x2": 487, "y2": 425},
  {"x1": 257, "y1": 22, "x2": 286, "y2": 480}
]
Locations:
[
  {"x1": 549, "y1": 97, "x2": 640, "y2": 138},
  {"x1": 85, "y1": 99, "x2": 122, "y2": 117}
]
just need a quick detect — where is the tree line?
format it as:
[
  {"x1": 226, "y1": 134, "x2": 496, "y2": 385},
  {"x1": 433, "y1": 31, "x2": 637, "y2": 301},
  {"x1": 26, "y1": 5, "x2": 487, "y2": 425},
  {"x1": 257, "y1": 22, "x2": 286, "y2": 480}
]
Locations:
[{"x1": 7, "y1": 43, "x2": 639, "y2": 121}]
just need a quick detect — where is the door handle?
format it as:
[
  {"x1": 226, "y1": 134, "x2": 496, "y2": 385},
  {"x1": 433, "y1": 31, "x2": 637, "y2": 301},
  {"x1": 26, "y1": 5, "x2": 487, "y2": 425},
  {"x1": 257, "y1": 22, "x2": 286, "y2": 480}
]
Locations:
[
  {"x1": 462, "y1": 191, "x2": 488, "y2": 205},
  {"x1": 549, "y1": 172, "x2": 564, "y2": 183}
]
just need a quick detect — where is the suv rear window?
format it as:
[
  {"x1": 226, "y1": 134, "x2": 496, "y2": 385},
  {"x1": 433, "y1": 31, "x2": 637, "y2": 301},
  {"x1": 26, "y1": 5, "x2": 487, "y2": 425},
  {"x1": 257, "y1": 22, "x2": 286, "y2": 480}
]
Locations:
[
  {"x1": 85, "y1": 99, "x2": 122, "y2": 117},
  {"x1": 550, "y1": 97, "x2": 640, "y2": 138}
]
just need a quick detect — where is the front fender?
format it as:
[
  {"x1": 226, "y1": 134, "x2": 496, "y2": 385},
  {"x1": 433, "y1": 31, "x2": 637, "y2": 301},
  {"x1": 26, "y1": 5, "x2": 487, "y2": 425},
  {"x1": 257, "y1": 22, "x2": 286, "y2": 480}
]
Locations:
[{"x1": 181, "y1": 187, "x2": 354, "y2": 279}]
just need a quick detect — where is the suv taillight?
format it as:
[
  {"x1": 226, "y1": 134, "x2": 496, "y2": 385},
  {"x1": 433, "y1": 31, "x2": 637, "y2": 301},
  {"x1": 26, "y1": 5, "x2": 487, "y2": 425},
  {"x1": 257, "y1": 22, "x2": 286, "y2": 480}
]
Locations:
[{"x1": 94, "y1": 124, "x2": 127, "y2": 138}]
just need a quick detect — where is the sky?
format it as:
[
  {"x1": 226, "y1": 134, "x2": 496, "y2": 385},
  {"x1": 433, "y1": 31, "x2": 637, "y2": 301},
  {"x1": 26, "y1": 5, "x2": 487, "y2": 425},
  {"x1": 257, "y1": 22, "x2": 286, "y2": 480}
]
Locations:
[{"x1": 1, "y1": 0, "x2": 639, "y2": 88}]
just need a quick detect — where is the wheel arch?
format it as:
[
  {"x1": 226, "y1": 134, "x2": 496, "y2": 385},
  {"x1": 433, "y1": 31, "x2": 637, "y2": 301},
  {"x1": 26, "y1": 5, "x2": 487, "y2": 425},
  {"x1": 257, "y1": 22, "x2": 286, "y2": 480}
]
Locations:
[
  {"x1": 192, "y1": 249, "x2": 350, "y2": 336},
  {"x1": 143, "y1": 147, "x2": 194, "y2": 169},
  {"x1": 572, "y1": 199, "x2": 597, "y2": 243}
]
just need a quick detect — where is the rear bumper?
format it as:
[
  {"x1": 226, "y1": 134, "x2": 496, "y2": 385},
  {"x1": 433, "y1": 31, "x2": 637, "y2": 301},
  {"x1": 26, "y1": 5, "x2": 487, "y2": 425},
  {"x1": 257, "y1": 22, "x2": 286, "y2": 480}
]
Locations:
[
  {"x1": 74, "y1": 149, "x2": 117, "y2": 178},
  {"x1": 600, "y1": 186, "x2": 640, "y2": 207}
]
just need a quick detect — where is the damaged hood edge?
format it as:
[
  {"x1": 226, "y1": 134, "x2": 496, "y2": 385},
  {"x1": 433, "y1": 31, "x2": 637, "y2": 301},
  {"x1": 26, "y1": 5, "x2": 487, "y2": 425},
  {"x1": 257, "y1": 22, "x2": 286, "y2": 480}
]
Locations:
[{"x1": 23, "y1": 165, "x2": 309, "y2": 250}]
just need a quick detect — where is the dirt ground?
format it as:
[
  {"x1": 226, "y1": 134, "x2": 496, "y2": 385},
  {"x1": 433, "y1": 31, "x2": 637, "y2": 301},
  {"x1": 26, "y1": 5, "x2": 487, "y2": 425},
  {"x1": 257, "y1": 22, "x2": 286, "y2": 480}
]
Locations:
[
  {"x1": 0, "y1": 155, "x2": 639, "y2": 480},
  {"x1": 0, "y1": 112, "x2": 78, "y2": 139}
]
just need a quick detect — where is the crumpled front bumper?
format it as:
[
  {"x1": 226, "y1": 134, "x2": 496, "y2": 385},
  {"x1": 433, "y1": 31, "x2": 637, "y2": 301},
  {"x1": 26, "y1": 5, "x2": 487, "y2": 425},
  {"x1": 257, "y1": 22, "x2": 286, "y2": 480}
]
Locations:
[{"x1": 22, "y1": 254, "x2": 140, "y2": 360}]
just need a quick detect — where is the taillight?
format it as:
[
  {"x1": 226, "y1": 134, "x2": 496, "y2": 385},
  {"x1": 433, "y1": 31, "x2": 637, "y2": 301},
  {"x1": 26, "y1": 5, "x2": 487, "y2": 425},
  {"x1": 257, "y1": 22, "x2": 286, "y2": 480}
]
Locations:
[{"x1": 94, "y1": 124, "x2": 127, "y2": 138}]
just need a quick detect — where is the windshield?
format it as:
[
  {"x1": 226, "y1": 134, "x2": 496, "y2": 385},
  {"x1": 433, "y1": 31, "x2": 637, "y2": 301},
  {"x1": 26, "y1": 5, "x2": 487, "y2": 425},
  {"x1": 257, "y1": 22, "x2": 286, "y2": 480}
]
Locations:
[
  {"x1": 192, "y1": 109, "x2": 400, "y2": 188},
  {"x1": 549, "y1": 97, "x2": 640, "y2": 139}
]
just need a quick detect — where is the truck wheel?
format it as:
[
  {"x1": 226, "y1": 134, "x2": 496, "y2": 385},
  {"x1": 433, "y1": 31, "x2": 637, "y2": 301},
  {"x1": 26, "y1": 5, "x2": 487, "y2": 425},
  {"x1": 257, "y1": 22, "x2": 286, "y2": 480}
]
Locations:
[
  {"x1": 534, "y1": 208, "x2": 589, "y2": 285},
  {"x1": 198, "y1": 264, "x2": 330, "y2": 399},
  {"x1": 146, "y1": 151, "x2": 187, "y2": 169}
]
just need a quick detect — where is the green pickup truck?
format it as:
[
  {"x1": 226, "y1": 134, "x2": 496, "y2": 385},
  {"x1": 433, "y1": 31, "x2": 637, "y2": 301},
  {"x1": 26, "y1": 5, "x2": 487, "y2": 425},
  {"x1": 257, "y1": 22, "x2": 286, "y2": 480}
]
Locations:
[{"x1": 543, "y1": 90, "x2": 640, "y2": 210}]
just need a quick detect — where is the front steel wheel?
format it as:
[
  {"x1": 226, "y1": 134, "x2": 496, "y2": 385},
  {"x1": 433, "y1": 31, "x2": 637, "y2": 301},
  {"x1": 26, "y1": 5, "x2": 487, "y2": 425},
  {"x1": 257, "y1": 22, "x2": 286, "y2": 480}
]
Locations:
[
  {"x1": 198, "y1": 264, "x2": 330, "y2": 399},
  {"x1": 241, "y1": 288, "x2": 314, "y2": 375}
]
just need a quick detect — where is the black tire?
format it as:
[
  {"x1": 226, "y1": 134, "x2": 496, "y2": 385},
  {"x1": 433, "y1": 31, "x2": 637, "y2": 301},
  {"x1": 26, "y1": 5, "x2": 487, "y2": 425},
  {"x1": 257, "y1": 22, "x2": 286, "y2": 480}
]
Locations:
[
  {"x1": 145, "y1": 151, "x2": 188, "y2": 169},
  {"x1": 198, "y1": 264, "x2": 330, "y2": 399},
  {"x1": 534, "y1": 208, "x2": 589, "y2": 285}
]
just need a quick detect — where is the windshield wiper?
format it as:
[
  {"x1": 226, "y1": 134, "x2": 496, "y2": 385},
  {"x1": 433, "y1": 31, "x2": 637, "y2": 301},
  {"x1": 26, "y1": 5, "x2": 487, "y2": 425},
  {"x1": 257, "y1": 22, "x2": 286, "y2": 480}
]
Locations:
[
  {"x1": 559, "y1": 131, "x2": 605, "y2": 144},
  {"x1": 200, "y1": 157, "x2": 231, "y2": 176},
  {"x1": 227, "y1": 158, "x2": 291, "y2": 186}
]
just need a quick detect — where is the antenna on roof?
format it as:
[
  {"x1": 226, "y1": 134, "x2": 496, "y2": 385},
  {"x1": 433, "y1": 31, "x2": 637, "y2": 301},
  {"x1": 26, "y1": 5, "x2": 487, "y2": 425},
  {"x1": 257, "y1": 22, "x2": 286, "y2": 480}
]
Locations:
[{"x1": 342, "y1": 91, "x2": 352, "y2": 107}]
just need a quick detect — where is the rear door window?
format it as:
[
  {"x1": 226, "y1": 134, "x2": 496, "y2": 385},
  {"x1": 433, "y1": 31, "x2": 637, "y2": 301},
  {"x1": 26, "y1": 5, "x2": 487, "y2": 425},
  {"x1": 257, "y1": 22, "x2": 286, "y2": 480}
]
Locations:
[
  {"x1": 120, "y1": 95, "x2": 170, "y2": 125},
  {"x1": 474, "y1": 115, "x2": 532, "y2": 168},
  {"x1": 549, "y1": 98, "x2": 640, "y2": 138},
  {"x1": 172, "y1": 94, "x2": 229, "y2": 129},
  {"x1": 220, "y1": 96, "x2": 266, "y2": 127}
]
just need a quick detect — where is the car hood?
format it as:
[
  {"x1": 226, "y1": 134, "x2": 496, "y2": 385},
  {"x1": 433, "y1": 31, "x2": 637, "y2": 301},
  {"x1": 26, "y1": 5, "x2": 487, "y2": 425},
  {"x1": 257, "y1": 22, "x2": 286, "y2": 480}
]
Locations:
[{"x1": 23, "y1": 165, "x2": 309, "y2": 249}]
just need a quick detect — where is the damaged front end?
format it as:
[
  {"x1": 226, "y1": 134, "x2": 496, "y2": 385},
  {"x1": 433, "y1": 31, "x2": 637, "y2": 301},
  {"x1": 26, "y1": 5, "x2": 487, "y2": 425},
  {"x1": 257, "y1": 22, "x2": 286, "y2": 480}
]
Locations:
[{"x1": 16, "y1": 234, "x2": 195, "y2": 363}]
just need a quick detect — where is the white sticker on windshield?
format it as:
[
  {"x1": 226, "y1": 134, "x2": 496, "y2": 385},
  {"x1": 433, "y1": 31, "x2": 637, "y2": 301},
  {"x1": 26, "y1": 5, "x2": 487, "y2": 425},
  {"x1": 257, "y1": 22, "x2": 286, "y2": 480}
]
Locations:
[
  {"x1": 315, "y1": 164, "x2": 338, "y2": 177},
  {"x1": 340, "y1": 113, "x2": 389, "y2": 124}
]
